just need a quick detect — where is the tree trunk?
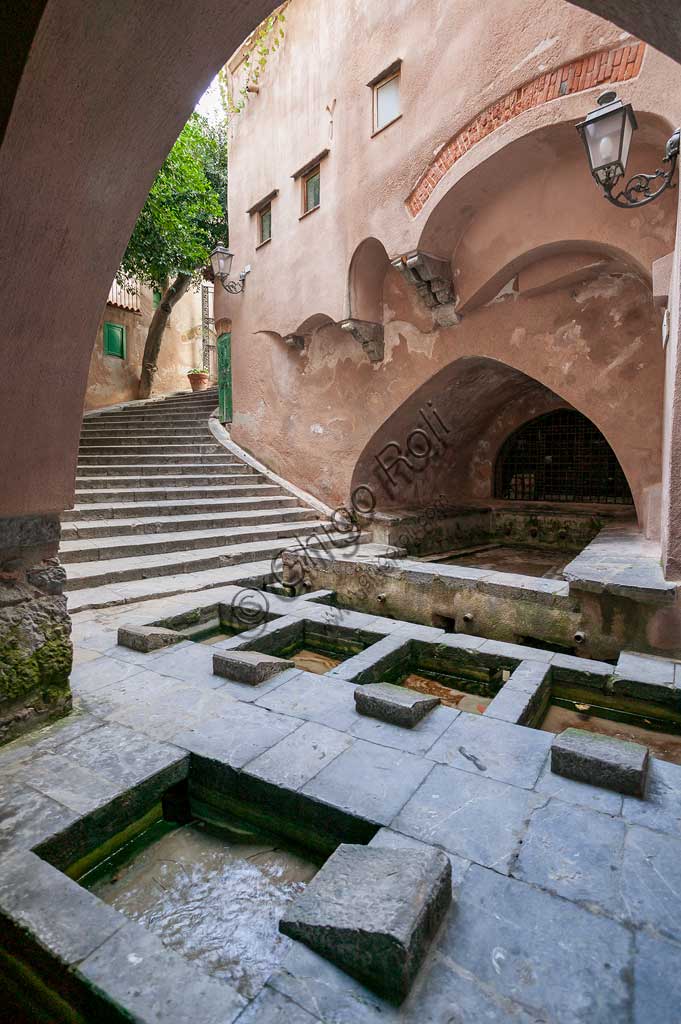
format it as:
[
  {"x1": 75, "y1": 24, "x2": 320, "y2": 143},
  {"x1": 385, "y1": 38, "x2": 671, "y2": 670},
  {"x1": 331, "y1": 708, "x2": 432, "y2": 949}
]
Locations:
[{"x1": 138, "y1": 272, "x2": 192, "y2": 399}]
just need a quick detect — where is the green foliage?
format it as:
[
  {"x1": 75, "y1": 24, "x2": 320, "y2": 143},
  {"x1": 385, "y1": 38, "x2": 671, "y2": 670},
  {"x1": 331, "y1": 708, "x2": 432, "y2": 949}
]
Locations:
[
  {"x1": 218, "y1": 5, "x2": 287, "y2": 116},
  {"x1": 119, "y1": 113, "x2": 228, "y2": 290}
]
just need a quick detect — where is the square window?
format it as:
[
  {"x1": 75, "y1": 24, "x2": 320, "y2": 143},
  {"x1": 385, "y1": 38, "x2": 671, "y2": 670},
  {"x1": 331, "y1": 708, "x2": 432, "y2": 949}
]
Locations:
[
  {"x1": 103, "y1": 321, "x2": 126, "y2": 359},
  {"x1": 303, "y1": 166, "x2": 320, "y2": 214},
  {"x1": 260, "y1": 204, "x2": 272, "y2": 243},
  {"x1": 374, "y1": 70, "x2": 400, "y2": 133}
]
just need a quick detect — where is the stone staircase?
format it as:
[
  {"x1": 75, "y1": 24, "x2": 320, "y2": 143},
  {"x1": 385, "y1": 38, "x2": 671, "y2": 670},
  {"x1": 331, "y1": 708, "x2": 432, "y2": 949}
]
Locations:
[{"x1": 61, "y1": 388, "x2": 339, "y2": 612}]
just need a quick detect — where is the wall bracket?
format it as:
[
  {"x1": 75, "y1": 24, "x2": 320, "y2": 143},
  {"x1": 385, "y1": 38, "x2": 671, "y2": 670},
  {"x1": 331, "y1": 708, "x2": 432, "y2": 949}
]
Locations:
[
  {"x1": 338, "y1": 319, "x2": 385, "y2": 362},
  {"x1": 391, "y1": 250, "x2": 456, "y2": 309}
]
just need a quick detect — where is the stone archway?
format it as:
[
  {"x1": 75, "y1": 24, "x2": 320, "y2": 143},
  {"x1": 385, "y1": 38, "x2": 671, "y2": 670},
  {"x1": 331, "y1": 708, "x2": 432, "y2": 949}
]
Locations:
[
  {"x1": 494, "y1": 408, "x2": 633, "y2": 505},
  {"x1": 350, "y1": 355, "x2": 642, "y2": 518}
]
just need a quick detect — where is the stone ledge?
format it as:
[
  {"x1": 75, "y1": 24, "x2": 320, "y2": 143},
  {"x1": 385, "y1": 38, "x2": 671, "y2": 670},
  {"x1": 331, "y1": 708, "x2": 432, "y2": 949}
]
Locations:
[
  {"x1": 485, "y1": 661, "x2": 551, "y2": 726},
  {"x1": 0, "y1": 848, "x2": 125, "y2": 967},
  {"x1": 551, "y1": 727, "x2": 649, "y2": 796},
  {"x1": 279, "y1": 842, "x2": 452, "y2": 1004}
]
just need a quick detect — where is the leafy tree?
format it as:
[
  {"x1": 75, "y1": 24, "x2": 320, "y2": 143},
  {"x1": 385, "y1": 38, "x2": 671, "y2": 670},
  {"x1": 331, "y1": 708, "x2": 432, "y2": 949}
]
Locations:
[{"x1": 119, "y1": 113, "x2": 228, "y2": 398}]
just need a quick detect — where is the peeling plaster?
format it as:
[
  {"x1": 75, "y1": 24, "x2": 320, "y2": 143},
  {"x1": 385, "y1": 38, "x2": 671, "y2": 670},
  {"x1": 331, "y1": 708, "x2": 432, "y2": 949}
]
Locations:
[
  {"x1": 383, "y1": 322, "x2": 439, "y2": 363},
  {"x1": 487, "y1": 278, "x2": 518, "y2": 305},
  {"x1": 574, "y1": 276, "x2": 627, "y2": 304}
]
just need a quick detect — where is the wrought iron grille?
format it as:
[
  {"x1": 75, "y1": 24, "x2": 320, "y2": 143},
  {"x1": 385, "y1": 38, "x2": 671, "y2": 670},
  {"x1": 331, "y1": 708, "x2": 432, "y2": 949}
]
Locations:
[{"x1": 494, "y1": 410, "x2": 632, "y2": 504}]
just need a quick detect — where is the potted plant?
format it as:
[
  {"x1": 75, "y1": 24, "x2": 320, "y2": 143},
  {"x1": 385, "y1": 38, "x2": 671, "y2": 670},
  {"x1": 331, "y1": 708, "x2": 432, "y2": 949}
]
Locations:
[{"x1": 187, "y1": 367, "x2": 210, "y2": 392}]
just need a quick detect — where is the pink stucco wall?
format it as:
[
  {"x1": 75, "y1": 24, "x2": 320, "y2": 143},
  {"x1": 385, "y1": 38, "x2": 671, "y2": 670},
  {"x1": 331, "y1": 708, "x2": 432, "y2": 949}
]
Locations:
[
  {"x1": 0, "y1": 0, "x2": 679, "y2": 545},
  {"x1": 221, "y1": 0, "x2": 680, "y2": 539}
]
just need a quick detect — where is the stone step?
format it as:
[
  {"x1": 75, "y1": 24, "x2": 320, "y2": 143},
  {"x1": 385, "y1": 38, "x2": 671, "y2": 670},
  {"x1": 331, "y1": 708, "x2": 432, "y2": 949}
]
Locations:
[
  {"x1": 81, "y1": 428, "x2": 214, "y2": 438},
  {"x1": 89, "y1": 396, "x2": 216, "y2": 410},
  {"x1": 75, "y1": 472, "x2": 262, "y2": 490},
  {"x1": 79, "y1": 433, "x2": 214, "y2": 446},
  {"x1": 82, "y1": 417, "x2": 215, "y2": 431},
  {"x1": 64, "y1": 494, "x2": 298, "y2": 521},
  {"x1": 63, "y1": 530, "x2": 351, "y2": 590},
  {"x1": 87, "y1": 403, "x2": 216, "y2": 418},
  {"x1": 85, "y1": 411, "x2": 214, "y2": 422},
  {"x1": 60, "y1": 505, "x2": 318, "y2": 539},
  {"x1": 82, "y1": 414, "x2": 213, "y2": 424},
  {"x1": 77, "y1": 444, "x2": 224, "y2": 456},
  {"x1": 76, "y1": 453, "x2": 240, "y2": 466},
  {"x1": 73, "y1": 482, "x2": 283, "y2": 503},
  {"x1": 84, "y1": 413, "x2": 214, "y2": 425},
  {"x1": 74, "y1": 462, "x2": 254, "y2": 478},
  {"x1": 60, "y1": 518, "x2": 330, "y2": 563},
  {"x1": 66, "y1": 558, "x2": 273, "y2": 613}
]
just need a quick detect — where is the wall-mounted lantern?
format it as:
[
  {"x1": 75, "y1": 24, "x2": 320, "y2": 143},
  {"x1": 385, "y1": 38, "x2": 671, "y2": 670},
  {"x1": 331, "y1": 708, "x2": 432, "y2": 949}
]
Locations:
[
  {"x1": 210, "y1": 245, "x2": 250, "y2": 293},
  {"x1": 577, "y1": 92, "x2": 679, "y2": 208}
]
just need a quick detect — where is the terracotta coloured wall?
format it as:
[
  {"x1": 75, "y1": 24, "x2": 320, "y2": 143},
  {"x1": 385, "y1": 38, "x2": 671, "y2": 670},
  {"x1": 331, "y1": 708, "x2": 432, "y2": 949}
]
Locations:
[
  {"x1": 84, "y1": 286, "x2": 210, "y2": 411},
  {"x1": 221, "y1": 0, "x2": 681, "y2": 537}
]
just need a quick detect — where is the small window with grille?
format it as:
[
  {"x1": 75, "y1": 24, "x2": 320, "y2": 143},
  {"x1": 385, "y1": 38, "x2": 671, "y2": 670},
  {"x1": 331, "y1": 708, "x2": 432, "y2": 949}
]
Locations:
[{"x1": 494, "y1": 410, "x2": 632, "y2": 505}]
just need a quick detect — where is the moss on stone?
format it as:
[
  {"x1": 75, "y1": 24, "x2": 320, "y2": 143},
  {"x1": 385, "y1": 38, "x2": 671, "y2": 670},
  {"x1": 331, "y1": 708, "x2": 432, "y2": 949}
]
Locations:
[{"x1": 0, "y1": 624, "x2": 72, "y2": 705}]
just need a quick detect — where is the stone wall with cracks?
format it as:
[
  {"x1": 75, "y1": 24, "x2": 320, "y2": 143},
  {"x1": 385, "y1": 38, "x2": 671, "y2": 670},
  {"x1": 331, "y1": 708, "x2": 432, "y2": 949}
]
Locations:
[{"x1": 0, "y1": 515, "x2": 72, "y2": 745}]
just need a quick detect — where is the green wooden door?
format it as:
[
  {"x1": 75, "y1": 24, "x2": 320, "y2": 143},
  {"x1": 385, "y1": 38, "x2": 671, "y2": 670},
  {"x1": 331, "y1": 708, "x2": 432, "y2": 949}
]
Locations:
[{"x1": 217, "y1": 332, "x2": 233, "y2": 423}]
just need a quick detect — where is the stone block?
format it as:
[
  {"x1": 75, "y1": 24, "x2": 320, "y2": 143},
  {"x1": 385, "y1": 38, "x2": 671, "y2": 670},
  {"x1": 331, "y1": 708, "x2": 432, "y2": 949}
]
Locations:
[
  {"x1": 213, "y1": 650, "x2": 295, "y2": 685},
  {"x1": 551, "y1": 727, "x2": 649, "y2": 796},
  {"x1": 513, "y1": 799, "x2": 627, "y2": 917},
  {"x1": 392, "y1": 764, "x2": 543, "y2": 873},
  {"x1": 428, "y1": 713, "x2": 552, "y2": 789},
  {"x1": 485, "y1": 661, "x2": 550, "y2": 726},
  {"x1": 354, "y1": 682, "x2": 439, "y2": 728},
  {"x1": 117, "y1": 624, "x2": 182, "y2": 653},
  {"x1": 613, "y1": 651, "x2": 678, "y2": 703},
  {"x1": 0, "y1": 565, "x2": 72, "y2": 745},
  {"x1": 0, "y1": 848, "x2": 124, "y2": 966},
  {"x1": 301, "y1": 739, "x2": 432, "y2": 827},
  {"x1": 77, "y1": 919, "x2": 245, "y2": 1023},
  {"x1": 279, "y1": 843, "x2": 451, "y2": 1004}
]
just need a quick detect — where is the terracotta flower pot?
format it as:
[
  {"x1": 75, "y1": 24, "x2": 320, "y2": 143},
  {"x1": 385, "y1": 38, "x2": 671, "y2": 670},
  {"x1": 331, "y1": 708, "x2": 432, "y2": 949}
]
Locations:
[{"x1": 188, "y1": 371, "x2": 210, "y2": 392}]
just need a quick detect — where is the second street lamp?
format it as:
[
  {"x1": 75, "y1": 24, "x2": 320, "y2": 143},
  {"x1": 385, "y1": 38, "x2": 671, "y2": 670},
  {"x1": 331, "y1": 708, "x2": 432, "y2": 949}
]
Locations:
[{"x1": 210, "y1": 245, "x2": 249, "y2": 293}]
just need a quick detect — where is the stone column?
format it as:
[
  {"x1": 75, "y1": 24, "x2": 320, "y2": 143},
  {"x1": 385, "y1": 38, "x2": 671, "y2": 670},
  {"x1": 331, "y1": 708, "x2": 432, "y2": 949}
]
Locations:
[
  {"x1": 0, "y1": 514, "x2": 72, "y2": 745},
  {"x1": 660, "y1": 183, "x2": 681, "y2": 579}
]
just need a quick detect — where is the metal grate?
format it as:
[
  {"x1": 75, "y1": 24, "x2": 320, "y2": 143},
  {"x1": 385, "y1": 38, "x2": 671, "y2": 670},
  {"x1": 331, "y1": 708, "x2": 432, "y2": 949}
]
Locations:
[{"x1": 495, "y1": 410, "x2": 632, "y2": 505}]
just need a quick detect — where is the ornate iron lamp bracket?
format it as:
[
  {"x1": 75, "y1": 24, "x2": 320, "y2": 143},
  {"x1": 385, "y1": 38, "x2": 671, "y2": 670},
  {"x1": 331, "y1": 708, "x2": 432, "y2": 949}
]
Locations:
[
  {"x1": 216, "y1": 277, "x2": 246, "y2": 294},
  {"x1": 603, "y1": 129, "x2": 680, "y2": 209}
]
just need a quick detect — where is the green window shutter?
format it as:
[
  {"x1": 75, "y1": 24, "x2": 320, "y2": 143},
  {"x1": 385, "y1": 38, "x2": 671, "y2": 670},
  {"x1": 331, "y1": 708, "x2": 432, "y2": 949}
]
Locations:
[
  {"x1": 153, "y1": 288, "x2": 163, "y2": 309},
  {"x1": 103, "y1": 321, "x2": 126, "y2": 359}
]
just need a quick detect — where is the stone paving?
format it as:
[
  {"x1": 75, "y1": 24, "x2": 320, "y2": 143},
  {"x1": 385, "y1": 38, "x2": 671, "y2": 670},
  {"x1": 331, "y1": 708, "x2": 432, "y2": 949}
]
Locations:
[{"x1": 1, "y1": 582, "x2": 681, "y2": 1021}]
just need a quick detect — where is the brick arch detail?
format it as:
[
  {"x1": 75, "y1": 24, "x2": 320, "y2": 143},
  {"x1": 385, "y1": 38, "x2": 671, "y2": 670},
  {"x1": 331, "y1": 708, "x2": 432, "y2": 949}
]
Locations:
[{"x1": 406, "y1": 41, "x2": 646, "y2": 217}]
